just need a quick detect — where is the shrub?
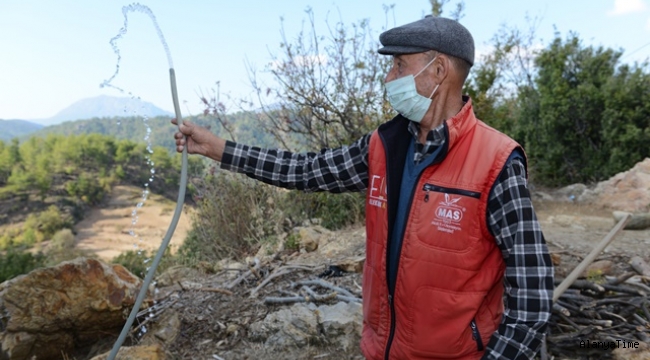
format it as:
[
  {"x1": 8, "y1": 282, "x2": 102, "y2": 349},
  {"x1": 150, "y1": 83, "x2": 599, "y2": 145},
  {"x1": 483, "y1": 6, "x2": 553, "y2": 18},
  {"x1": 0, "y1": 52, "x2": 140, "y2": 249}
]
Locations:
[
  {"x1": 285, "y1": 191, "x2": 365, "y2": 230},
  {"x1": 112, "y1": 248, "x2": 175, "y2": 279},
  {"x1": 0, "y1": 249, "x2": 46, "y2": 283},
  {"x1": 178, "y1": 172, "x2": 285, "y2": 265}
]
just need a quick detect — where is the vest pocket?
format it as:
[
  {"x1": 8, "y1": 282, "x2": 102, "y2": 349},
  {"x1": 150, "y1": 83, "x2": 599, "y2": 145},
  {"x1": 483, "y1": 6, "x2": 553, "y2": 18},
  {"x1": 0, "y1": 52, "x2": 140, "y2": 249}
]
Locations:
[
  {"x1": 470, "y1": 319, "x2": 484, "y2": 351},
  {"x1": 411, "y1": 183, "x2": 482, "y2": 253},
  {"x1": 406, "y1": 287, "x2": 486, "y2": 358}
]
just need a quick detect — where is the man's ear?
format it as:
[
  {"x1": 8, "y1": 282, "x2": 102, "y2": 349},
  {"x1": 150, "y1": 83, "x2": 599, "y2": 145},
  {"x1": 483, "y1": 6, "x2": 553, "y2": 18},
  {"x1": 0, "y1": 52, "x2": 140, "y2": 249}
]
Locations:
[{"x1": 432, "y1": 55, "x2": 450, "y2": 83}]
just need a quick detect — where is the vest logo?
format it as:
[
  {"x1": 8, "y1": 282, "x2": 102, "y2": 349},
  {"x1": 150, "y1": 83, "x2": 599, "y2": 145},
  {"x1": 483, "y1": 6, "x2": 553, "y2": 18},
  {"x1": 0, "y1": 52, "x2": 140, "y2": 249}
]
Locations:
[
  {"x1": 435, "y1": 194, "x2": 464, "y2": 223},
  {"x1": 432, "y1": 194, "x2": 465, "y2": 234},
  {"x1": 368, "y1": 175, "x2": 387, "y2": 209}
]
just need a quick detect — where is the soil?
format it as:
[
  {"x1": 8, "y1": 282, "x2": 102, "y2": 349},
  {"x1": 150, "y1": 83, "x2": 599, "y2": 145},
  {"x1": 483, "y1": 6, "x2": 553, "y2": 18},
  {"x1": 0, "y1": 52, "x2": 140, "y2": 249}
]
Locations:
[{"x1": 73, "y1": 185, "x2": 192, "y2": 260}]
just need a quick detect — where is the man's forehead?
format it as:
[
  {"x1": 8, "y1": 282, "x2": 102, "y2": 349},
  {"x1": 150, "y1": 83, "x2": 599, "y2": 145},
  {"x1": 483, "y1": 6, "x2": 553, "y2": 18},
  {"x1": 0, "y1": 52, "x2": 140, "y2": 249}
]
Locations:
[{"x1": 393, "y1": 53, "x2": 423, "y2": 62}]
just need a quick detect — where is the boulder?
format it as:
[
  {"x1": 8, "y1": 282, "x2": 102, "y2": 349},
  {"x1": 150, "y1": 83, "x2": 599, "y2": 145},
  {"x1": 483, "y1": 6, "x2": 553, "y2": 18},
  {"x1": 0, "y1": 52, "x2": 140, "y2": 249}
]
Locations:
[
  {"x1": 248, "y1": 301, "x2": 363, "y2": 351},
  {"x1": 613, "y1": 211, "x2": 650, "y2": 230},
  {"x1": 318, "y1": 302, "x2": 363, "y2": 350},
  {"x1": 249, "y1": 303, "x2": 320, "y2": 347},
  {"x1": 140, "y1": 309, "x2": 181, "y2": 346},
  {"x1": 581, "y1": 260, "x2": 615, "y2": 278},
  {"x1": 580, "y1": 158, "x2": 650, "y2": 212},
  {"x1": 0, "y1": 258, "x2": 149, "y2": 360},
  {"x1": 295, "y1": 226, "x2": 332, "y2": 253}
]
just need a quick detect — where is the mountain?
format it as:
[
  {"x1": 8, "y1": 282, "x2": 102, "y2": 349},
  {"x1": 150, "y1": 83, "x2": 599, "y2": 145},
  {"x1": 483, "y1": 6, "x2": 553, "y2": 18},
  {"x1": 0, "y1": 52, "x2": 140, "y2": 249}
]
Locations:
[
  {"x1": 0, "y1": 119, "x2": 44, "y2": 141},
  {"x1": 39, "y1": 95, "x2": 173, "y2": 126}
]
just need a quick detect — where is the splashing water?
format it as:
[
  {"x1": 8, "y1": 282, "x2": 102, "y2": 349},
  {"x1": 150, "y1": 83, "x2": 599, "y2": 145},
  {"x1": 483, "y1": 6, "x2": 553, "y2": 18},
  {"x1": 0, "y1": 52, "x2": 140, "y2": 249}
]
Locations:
[
  {"x1": 100, "y1": 3, "x2": 173, "y2": 273},
  {"x1": 100, "y1": 2, "x2": 174, "y2": 92}
]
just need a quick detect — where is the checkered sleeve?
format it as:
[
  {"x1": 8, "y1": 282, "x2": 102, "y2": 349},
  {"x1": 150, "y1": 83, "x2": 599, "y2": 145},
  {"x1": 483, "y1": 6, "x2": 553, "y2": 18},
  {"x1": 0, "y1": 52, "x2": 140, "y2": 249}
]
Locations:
[
  {"x1": 482, "y1": 157, "x2": 554, "y2": 360},
  {"x1": 219, "y1": 134, "x2": 372, "y2": 193}
]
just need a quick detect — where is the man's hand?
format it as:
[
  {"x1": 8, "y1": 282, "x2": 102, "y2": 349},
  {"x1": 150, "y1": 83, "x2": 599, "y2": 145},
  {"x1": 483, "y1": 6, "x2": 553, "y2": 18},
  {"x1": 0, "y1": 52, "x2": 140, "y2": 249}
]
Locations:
[{"x1": 172, "y1": 119, "x2": 226, "y2": 161}]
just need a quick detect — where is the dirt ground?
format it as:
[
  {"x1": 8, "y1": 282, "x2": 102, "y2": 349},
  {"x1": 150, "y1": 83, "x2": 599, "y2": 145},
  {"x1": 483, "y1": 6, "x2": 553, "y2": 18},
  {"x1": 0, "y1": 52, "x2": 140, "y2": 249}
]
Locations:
[
  {"x1": 73, "y1": 185, "x2": 192, "y2": 260},
  {"x1": 533, "y1": 198, "x2": 650, "y2": 278}
]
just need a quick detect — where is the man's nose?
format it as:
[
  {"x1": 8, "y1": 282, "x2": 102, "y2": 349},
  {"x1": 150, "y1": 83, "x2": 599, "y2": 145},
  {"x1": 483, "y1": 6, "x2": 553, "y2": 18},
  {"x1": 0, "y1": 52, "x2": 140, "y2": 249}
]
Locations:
[{"x1": 384, "y1": 68, "x2": 396, "y2": 83}]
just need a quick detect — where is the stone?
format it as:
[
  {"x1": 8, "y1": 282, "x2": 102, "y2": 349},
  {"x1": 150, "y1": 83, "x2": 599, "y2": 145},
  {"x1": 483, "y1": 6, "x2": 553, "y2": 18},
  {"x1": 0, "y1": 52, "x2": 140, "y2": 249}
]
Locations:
[
  {"x1": 335, "y1": 256, "x2": 365, "y2": 273},
  {"x1": 296, "y1": 226, "x2": 330, "y2": 252},
  {"x1": 580, "y1": 158, "x2": 650, "y2": 212},
  {"x1": 248, "y1": 303, "x2": 320, "y2": 347},
  {"x1": 248, "y1": 301, "x2": 364, "y2": 351},
  {"x1": 629, "y1": 256, "x2": 650, "y2": 277},
  {"x1": 155, "y1": 265, "x2": 198, "y2": 287},
  {"x1": 317, "y1": 302, "x2": 363, "y2": 351},
  {"x1": 90, "y1": 344, "x2": 166, "y2": 360},
  {"x1": 555, "y1": 183, "x2": 588, "y2": 201},
  {"x1": 140, "y1": 310, "x2": 181, "y2": 346},
  {"x1": 581, "y1": 260, "x2": 614, "y2": 278},
  {"x1": 613, "y1": 211, "x2": 650, "y2": 230},
  {"x1": 0, "y1": 257, "x2": 149, "y2": 360}
]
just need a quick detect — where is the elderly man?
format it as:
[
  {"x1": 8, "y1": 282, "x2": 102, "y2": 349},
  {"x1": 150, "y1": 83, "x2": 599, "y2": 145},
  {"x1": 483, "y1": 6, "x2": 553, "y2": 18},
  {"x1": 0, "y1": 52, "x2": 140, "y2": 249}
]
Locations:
[{"x1": 174, "y1": 16, "x2": 554, "y2": 360}]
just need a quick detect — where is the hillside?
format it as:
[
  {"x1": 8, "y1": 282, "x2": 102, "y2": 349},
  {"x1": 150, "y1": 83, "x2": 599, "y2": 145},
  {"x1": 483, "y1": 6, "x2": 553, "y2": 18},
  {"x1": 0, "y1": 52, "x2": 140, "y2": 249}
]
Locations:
[
  {"x1": 29, "y1": 111, "x2": 279, "y2": 151},
  {"x1": 0, "y1": 119, "x2": 43, "y2": 141}
]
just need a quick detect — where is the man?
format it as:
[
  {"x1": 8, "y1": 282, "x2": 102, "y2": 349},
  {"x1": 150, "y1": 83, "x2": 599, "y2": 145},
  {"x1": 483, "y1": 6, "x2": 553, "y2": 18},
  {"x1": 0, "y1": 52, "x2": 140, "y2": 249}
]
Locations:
[{"x1": 173, "y1": 16, "x2": 553, "y2": 360}]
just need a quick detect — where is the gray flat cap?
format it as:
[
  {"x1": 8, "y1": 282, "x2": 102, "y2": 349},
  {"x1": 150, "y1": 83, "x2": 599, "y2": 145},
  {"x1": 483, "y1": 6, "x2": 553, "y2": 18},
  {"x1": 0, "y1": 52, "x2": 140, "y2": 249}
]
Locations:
[{"x1": 378, "y1": 15, "x2": 474, "y2": 66}]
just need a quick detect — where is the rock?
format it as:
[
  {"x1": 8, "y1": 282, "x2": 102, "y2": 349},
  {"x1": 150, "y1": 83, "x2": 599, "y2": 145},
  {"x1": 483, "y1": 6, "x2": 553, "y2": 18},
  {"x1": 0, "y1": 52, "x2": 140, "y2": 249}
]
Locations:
[
  {"x1": 581, "y1": 260, "x2": 614, "y2": 278},
  {"x1": 533, "y1": 191, "x2": 555, "y2": 201},
  {"x1": 296, "y1": 226, "x2": 330, "y2": 252},
  {"x1": 318, "y1": 302, "x2": 363, "y2": 350},
  {"x1": 0, "y1": 258, "x2": 149, "y2": 360},
  {"x1": 248, "y1": 302, "x2": 363, "y2": 351},
  {"x1": 335, "y1": 256, "x2": 365, "y2": 273},
  {"x1": 555, "y1": 183, "x2": 588, "y2": 201},
  {"x1": 580, "y1": 158, "x2": 650, "y2": 212},
  {"x1": 612, "y1": 341, "x2": 650, "y2": 360},
  {"x1": 613, "y1": 211, "x2": 650, "y2": 230},
  {"x1": 90, "y1": 344, "x2": 166, "y2": 360},
  {"x1": 140, "y1": 310, "x2": 181, "y2": 346},
  {"x1": 155, "y1": 265, "x2": 198, "y2": 287},
  {"x1": 629, "y1": 256, "x2": 650, "y2": 276},
  {"x1": 249, "y1": 303, "x2": 320, "y2": 347}
]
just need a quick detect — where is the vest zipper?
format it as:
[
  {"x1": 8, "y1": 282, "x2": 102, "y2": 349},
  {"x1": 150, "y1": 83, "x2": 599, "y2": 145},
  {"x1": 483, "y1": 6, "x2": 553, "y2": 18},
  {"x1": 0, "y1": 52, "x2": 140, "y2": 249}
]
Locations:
[
  {"x1": 384, "y1": 174, "x2": 422, "y2": 360},
  {"x1": 470, "y1": 319, "x2": 484, "y2": 351},
  {"x1": 422, "y1": 183, "x2": 481, "y2": 199}
]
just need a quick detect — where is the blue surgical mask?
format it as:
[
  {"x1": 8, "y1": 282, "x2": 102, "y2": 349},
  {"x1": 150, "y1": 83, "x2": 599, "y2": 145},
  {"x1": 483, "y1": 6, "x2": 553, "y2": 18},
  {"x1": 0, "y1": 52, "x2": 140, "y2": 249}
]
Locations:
[{"x1": 385, "y1": 56, "x2": 439, "y2": 123}]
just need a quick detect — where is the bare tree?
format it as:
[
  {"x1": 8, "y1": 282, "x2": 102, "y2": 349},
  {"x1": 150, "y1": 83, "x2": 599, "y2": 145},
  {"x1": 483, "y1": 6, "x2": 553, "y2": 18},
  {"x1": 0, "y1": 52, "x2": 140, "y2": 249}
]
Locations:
[
  {"x1": 246, "y1": 8, "x2": 393, "y2": 151},
  {"x1": 430, "y1": 0, "x2": 465, "y2": 20}
]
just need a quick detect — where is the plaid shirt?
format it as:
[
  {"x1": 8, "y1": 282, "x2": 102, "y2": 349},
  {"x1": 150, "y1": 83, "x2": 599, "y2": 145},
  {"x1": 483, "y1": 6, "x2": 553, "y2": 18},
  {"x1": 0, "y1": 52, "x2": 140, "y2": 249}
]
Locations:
[{"x1": 221, "y1": 122, "x2": 553, "y2": 359}]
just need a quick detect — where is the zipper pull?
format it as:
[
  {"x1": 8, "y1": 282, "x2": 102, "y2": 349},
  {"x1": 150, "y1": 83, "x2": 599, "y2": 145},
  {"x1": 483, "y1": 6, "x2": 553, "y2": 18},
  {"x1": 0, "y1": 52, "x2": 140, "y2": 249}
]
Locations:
[
  {"x1": 388, "y1": 294, "x2": 393, "y2": 306},
  {"x1": 424, "y1": 188, "x2": 429, "y2": 203}
]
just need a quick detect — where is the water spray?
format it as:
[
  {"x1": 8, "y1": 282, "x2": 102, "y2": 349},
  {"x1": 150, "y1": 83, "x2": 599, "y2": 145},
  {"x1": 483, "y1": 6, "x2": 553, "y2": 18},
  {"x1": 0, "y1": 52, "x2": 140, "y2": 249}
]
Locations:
[{"x1": 102, "y1": 4, "x2": 188, "y2": 359}]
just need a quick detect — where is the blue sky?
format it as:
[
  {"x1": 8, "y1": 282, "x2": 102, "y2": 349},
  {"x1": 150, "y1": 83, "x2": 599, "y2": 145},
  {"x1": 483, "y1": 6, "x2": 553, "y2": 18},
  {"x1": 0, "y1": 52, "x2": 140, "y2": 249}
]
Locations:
[{"x1": 1, "y1": 0, "x2": 649, "y2": 122}]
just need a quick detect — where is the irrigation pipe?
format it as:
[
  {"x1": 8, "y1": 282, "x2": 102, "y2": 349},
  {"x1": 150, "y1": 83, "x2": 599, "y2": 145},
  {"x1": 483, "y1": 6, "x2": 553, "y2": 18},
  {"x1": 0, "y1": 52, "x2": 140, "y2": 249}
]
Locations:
[{"x1": 107, "y1": 68, "x2": 188, "y2": 360}]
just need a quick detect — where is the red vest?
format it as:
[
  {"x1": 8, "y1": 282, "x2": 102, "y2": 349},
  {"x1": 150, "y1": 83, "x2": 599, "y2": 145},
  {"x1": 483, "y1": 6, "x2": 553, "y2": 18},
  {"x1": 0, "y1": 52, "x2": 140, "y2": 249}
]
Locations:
[{"x1": 361, "y1": 100, "x2": 523, "y2": 360}]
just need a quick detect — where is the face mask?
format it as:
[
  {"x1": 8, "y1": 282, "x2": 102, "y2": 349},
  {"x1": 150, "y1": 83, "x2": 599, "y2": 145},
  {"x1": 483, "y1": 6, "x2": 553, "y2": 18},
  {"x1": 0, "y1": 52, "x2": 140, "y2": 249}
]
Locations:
[{"x1": 385, "y1": 56, "x2": 440, "y2": 123}]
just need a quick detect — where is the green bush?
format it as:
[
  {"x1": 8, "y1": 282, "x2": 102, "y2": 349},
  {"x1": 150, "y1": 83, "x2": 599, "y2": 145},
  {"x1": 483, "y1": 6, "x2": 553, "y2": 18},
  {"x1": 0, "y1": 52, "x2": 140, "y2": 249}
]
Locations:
[
  {"x1": 178, "y1": 172, "x2": 285, "y2": 265},
  {"x1": 285, "y1": 191, "x2": 365, "y2": 230},
  {"x1": 112, "y1": 248, "x2": 175, "y2": 279},
  {"x1": 66, "y1": 173, "x2": 110, "y2": 204},
  {"x1": 0, "y1": 249, "x2": 46, "y2": 283}
]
